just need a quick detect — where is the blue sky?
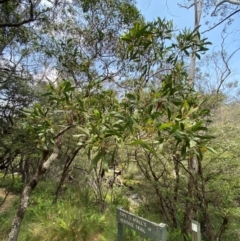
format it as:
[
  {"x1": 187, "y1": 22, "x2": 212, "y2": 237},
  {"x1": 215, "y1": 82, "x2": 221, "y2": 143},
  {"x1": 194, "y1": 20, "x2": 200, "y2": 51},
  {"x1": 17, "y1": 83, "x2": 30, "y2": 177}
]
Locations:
[
  {"x1": 136, "y1": 1, "x2": 239, "y2": 49},
  {"x1": 136, "y1": 0, "x2": 240, "y2": 96},
  {"x1": 136, "y1": 1, "x2": 194, "y2": 28}
]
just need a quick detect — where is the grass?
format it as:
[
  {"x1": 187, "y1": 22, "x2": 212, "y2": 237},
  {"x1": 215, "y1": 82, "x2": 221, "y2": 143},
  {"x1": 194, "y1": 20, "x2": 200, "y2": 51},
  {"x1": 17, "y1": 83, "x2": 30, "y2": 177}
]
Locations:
[
  {"x1": 0, "y1": 197, "x2": 19, "y2": 241},
  {"x1": 0, "y1": 174, "x2": 184, "y2": 241},
  {"x1": 0, "y1": 181, "x2": 125, "y2": 241},
  {"x1": 16, "y1": 184, "x2": 116, "y2": 241}
]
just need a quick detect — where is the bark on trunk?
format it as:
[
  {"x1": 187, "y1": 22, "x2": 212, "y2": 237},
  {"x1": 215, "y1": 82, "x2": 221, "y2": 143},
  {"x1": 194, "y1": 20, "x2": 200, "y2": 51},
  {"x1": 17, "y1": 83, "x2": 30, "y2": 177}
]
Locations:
[
  {"x1": 53, "y1": 146, "x2": 81, "y2": 204},
  {"x1": 189, "y1": 0, "x2": 203, "y2": 86},
  {"x1": 182, "y1": 171, "x2": 197, "y2": 239},
  {"x1": 182, "y1": 1, "x2": 204, "y2": 237},
  {"x1": 7, "y1": 126, "x2": 72, "y2": 241},
  {"x1": 8, "y1": 148, "x2": 59, "y2": 241}
]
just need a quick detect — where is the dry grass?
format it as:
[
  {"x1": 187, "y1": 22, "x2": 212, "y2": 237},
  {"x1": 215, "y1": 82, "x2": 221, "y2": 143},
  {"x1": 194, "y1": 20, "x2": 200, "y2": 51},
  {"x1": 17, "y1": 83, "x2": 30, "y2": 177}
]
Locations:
[{"x1": 0, "y1": 188, "x2": 17, "y2": 214}]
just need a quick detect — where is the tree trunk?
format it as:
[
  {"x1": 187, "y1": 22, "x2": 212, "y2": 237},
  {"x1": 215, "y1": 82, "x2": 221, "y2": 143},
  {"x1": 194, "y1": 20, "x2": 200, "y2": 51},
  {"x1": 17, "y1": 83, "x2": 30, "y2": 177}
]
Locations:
[
  {"x1": 7, "y1": 130, "x2": 67, "y2": 241},
  {"x1": 182, "y1": 171, "x2": 197, "y2": 239},
  {"x1": 182, "y1": 1, "x2": 204, "y2": 237},
  {"x1": 7, "y1": 173, "x2": 40, "y2": 241},
  {"x1": 53, "y1": 146, "x2": 81, "y2": 204},
  {"x1": 198, "y1": 161, "x2": 215, "y2": 241},
  {"x1": 189, "y1": 0, "x2": 203, "y2": 86},
  {"x1": 8, "y1": 147, "x2": 59, "y2": 241}
]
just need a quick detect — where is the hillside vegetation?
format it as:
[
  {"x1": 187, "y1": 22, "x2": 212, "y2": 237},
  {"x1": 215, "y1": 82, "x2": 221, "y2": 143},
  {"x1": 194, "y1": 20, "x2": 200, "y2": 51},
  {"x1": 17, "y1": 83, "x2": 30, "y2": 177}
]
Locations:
[{"x1": 1, "y1": 1, "x2": 240, "y2": 241}]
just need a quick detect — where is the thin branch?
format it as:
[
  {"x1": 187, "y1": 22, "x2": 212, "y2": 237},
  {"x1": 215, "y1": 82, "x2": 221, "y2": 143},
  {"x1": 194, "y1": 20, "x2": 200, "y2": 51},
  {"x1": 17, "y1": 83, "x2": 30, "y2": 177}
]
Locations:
[
  {"x1": 53, "y1": 125, "x2": 74, "y2": 140},
  {"x1": 177, "y1": 3, "x2": 194, "y2": 9},
  {"x1": 148, "y1": 68, "x2": 173, "y2": 79},
  {"x1": 0, "y1": 19, "x2": 36, "y2": 28},
  {"x1": 0, "y1": 0, "x2": 46, "y2": 28},
  {"x1": 216, "y1": 31, "x2": 240, "y2": 93},
  {"x1": 0, "y1": 0, "x2": 9, "y2": 4},
  {"x1": 201, "y1": 9, "x2": 240, "y2": 34},
  {"x1": 215, "y1": 0, "x2": 240, "y2": 8}
]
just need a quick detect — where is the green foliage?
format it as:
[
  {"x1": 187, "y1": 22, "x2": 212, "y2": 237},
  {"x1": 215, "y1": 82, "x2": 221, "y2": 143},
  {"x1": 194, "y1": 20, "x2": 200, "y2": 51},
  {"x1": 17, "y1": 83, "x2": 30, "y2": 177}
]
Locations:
[
  {"x1": 167, "y1": 229, "x2": 188, "y2": 241},
  {"x1": 1, "y1": 0, "x2": 239, "y2": 240},
  {"x1": 15, "y1": 11, "x2": 215, "y2": 240},
  {"x1": 0, "y1": 173, "x2": 24, "y2": 194},
  {"x1": 0, "y1": 196, "x2": 19, "y2": 240},
  {"x1": 13, "y1": 182, "x2": 129, "y2": 241},
  {"x1": 120, "y1": 17, "x2": 211, "y2": 84}
]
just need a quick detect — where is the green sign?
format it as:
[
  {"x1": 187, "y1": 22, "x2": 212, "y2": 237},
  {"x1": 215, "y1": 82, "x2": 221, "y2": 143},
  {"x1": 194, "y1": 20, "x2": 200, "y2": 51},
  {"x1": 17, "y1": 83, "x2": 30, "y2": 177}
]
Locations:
[{"x1": 116, "y1": 207, "x2": 166, "y2": 241}]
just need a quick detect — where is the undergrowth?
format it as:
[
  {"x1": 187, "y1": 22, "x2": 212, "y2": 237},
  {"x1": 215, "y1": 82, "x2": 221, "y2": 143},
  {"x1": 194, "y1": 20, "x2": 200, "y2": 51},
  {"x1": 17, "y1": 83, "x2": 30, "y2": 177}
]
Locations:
[
  {"x1": 0, "y1": 180, "x2": 136, "y2": 241},
  {"x1": 0, "y1": 178, "x2": 168, "y2": 241},
  {"x1": 0, "y1": 173, "x2": 24, "y2": 194}
]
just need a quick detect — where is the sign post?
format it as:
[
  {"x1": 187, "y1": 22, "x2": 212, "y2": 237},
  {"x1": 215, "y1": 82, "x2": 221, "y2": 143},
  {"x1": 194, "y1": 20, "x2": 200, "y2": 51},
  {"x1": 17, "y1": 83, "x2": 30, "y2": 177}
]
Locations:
[
  {"x1": 118, "y1": 222, "x2": 124, "y2": 241},
  {"x1": 191, "y1": 220, "x2": 201, "y2": 241},
  {"x1": 116, "y1": 207, "x2": 166, "y2": 241}
]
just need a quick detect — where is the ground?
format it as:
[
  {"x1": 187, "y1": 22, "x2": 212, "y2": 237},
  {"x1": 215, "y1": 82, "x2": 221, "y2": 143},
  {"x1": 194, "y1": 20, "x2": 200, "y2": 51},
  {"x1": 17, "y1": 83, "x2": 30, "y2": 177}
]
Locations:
[{"x1": 0, "y1": 188, "x2": 17, "y2": 214}]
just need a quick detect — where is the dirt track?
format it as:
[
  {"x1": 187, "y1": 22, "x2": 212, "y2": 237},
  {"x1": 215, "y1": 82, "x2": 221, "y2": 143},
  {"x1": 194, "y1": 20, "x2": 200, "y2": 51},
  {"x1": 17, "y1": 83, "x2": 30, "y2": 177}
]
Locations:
[{"x1": 0, "y1": 188, "x2": 17, "y2": 213}]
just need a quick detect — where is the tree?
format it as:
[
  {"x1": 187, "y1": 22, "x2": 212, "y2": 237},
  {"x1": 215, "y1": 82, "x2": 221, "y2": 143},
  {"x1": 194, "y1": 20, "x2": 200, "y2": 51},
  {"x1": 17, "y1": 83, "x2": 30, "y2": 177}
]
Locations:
[
  {"x1": 162, "y1": 1, "x2": 240, "y2": 238},
  {"x1": 0, "y1": 0, "x2": 62, "y2": 176},
  {"x1": 38, "y1": 0, "x2": 142, "y2": 88},
  {"x1": 6, "y1": 10, "x2": 213, "y2": 240},
  {"x1": 119, "y1": 11, "x2": 240, "y2": 240},
  {"x1": 5, "y1": 0, "x2": 239, "y2": 240},
  {"x1": 4, "y1": 1, "x2": 142, "y2": 238}
]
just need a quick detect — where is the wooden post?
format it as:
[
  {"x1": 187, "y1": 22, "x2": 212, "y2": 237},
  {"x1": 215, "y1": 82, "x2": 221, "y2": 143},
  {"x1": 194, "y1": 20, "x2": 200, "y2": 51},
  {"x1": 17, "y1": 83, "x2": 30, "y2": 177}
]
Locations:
[{"x1": 191, "y1": 220, "x2": 201, "y2": 241}]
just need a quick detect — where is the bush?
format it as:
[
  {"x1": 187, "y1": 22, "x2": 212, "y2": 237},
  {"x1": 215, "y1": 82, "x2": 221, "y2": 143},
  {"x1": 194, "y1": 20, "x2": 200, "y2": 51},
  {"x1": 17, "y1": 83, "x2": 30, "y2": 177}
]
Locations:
[
  {"x1": 0, "y1": 173, "x2": 24, "y2": 194},
  {"x1": 17, "y1": 185, "x2": 116, "y2": 241}
]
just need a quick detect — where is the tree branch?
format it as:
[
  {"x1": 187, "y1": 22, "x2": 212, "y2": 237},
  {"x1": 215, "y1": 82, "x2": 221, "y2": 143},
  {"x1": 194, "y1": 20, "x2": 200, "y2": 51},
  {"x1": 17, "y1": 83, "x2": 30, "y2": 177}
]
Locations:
[
  {"x1": 215, "y1": 0, "x2": 240, "y2": 8},
  {"x1": 0, "y1": 0, "x2": 10, "y2": 4},
  {"x1": 212, "y1": 0, "x2": 240, "y2": 16},
  {"x1": 216, "y1": 31, "x2": 240, "y2": 94},
  {"x1": 0, "y1": 16, "x2": 35, "y2": 28},
  {"x1": 0, "y1": 188, "x2": 10, "y2": 208},
  {"x1": 53, "y1": 125, "x2": 74, "y2": 140},
  {"x1": 0, "y1": 0, "x2": 44, "y2": 28},
  {"x1": 201, "y1": 9, "x2": 240, "y2": 34},
  {"x1": 177, "y1": 3, "x2": 194, "y2": 9}
]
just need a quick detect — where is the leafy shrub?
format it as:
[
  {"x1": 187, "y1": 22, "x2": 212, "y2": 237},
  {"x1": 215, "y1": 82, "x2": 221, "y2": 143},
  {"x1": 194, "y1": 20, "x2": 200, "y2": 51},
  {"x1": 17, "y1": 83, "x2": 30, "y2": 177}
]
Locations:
[{"x1": 0, "y1": 173, "x2": 24, "y2": 194}]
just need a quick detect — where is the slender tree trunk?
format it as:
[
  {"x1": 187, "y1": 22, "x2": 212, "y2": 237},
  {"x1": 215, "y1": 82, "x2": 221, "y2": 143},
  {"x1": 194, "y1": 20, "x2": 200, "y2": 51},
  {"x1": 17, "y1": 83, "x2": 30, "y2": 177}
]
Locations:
[
  {"x1": 198, "y1": 160, "x2": 215, "y2": 241},
  {"x1": 189, "y1": 0, "x2": 203, "y2": 86},
  {"x1": 53, "y1": 146, "x2": 81, "y2": 204},
  {"x1": 182, "y1": 169, "x2": 197, "y2": 239},
  {"x1": 8, "y1": 174, "x2": 41, "y2": 241},
  {"x1": 182, "y1": 1, "x2": 204, "y2": 237},
  {"x1": 215, "y1": 217, "x2": 228, "y2": 240},
  {"x1": 0, "y1": 189, "x2": 10, "y2": 208},
  {"x1": 7, "y1": 126, "x2": 71, "y2": 241}
]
